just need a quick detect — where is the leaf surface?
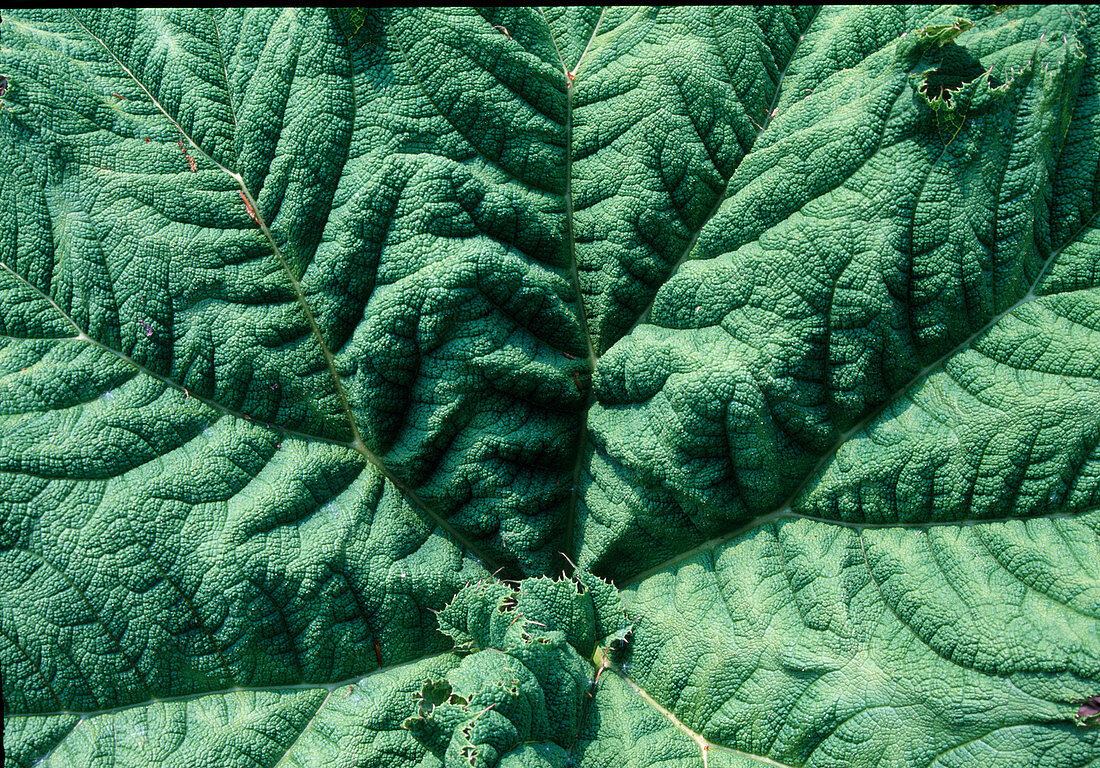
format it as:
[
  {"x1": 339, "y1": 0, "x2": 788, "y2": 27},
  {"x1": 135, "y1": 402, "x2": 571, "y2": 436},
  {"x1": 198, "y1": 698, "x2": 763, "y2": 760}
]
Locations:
[{"x1": 3, "y1": 6, "x2": 1100, "y2": 768}]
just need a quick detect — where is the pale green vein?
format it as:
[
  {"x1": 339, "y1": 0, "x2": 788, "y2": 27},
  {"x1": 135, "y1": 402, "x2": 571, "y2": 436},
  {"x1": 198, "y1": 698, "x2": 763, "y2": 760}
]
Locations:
[
  {"x1": 0, "y1": 259, "x2": 358, "y2": 456},
  {"x1": 270, "y1": 688, "x2": 334, "y2": 768},
  {"x1": 543, "y1": 5, "x2": 600, "y2": 365},
  {"x1": 62, "y1": 12, "x2": 359, "y2": 444},
  {"x1": 623, "y1": 506, "x2": 1094, "y2": 589},
  {"x1": 623, "y1": 7, "x2": 822, "y2": 342},
  {"x1": 613, "y1": 668, "x2": 796, "y2": 768}
]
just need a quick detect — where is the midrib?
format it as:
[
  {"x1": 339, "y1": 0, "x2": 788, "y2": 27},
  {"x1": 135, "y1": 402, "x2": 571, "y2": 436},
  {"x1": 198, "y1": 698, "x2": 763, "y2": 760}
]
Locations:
[
  {"x1": 66, "y1": 12, "x2": 361, "y2": 447},
  {"x1": 619, "y1": 6, "x2": 823, "y2": 346},
  {"x1": 549, "y1": 8, "x2": 604, "y2": 567},
  {"x1": 558, "y1": 6, "x2": 824, "y2": 567},
  {"x1": 613, "y1": 3, "x2": 1100, "y2": 587}
]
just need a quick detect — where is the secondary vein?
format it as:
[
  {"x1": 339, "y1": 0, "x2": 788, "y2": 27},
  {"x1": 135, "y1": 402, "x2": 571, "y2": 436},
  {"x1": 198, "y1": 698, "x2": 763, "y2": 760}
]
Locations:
[{"x1": 46, "y1": 11, "x2": 506, "y2": 572}]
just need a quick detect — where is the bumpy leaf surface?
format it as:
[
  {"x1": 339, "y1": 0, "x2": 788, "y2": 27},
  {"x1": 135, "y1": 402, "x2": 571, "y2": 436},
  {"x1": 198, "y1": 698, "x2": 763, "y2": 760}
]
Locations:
[{"x1": 3, "y1": 6, "x2": 1100, "y2": 767}]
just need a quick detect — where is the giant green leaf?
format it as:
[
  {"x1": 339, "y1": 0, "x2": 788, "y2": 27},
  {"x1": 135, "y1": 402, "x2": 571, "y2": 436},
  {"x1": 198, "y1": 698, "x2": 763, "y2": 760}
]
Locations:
[{"x1": 3, "y1": 6, "x2": 1100, "y2": 767}]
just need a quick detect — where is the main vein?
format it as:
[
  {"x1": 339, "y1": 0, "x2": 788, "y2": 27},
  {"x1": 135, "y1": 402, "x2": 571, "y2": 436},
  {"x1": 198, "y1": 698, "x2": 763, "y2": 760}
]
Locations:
[
  {"x1": 614, "y1": 4, "x2": 1100, "y2": 586},
  {"x1": 62, "y1": 11, "x2": 501, "y2": 572},
  {"x1": 622, "y1": 6, "x2": 822, "y2": 343},
  {"x1": 542, "y1": 8, "x2": 605, "y2": 568},
  {"x1": 624, "y1": 188, "x2": 1100, "y2": 589},
  {"x1": 65, "y1": 14, "x2": 362, "y2": 449}
]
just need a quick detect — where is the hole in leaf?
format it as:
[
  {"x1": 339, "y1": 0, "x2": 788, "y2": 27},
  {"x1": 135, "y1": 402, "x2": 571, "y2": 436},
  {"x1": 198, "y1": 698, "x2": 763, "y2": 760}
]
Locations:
[
  {"x1": 418, "y1": 680, "x2": 453, "y2": 709},
  {"x1": 920, "y1": 42, "x2": 993, "y2": 105},
  {"x1": 1076, "y1": 695, "x2": 1100, "y2": 726}
]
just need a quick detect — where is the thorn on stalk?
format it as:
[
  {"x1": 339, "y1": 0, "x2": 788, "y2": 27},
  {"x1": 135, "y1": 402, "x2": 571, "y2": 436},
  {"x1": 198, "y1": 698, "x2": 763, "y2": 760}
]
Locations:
[{"x1": 586, "y1": 650, "x2": 611, "y2": 698}]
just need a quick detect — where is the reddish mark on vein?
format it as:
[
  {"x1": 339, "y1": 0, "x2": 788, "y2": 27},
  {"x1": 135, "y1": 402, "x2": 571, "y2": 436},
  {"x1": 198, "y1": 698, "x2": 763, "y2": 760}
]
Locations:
[
  {"x1": 177, "y1": 137, "x2": 197, "y2": 172},
  {"x1": 572, "y1": 371, "x2": 582, "y2": 393},
  {"x1": 239, "y1": 191, "x2": 259, "y2": 223},
  {"x1": 593, "y1": 663, "x2": 606, "y2": 687},
  {"x1": 491, "y1": 24, "x2": 511, "y2": 39},
  {"x1": 112, "y1": 92, "x2": 127, "y2": 101},
  {"x1": 373, "y1": 637, "x2": 384, "y2": 667},
  {"x1": 144, "y1": 137, "x2": 151, "y2": 143}
]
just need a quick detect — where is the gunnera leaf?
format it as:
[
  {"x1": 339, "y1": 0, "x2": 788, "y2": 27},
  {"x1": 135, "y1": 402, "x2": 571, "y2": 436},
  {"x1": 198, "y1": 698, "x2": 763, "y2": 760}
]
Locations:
[{"x1": 3, "y1": 6, "x2": 1100, "y2": 768}]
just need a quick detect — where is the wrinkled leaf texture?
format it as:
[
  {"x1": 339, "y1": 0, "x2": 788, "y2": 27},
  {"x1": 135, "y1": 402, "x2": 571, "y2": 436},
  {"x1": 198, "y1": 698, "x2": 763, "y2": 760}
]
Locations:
[{"x1": 3, "y1": 6, "x2": 1100, "y2": 768}]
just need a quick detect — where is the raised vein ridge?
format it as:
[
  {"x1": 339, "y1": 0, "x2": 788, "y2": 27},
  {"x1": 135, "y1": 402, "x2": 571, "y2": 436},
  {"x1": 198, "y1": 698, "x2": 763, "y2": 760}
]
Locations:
[{"x1": 61, "y1": 11, "x2": 502, "y2": 573}]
